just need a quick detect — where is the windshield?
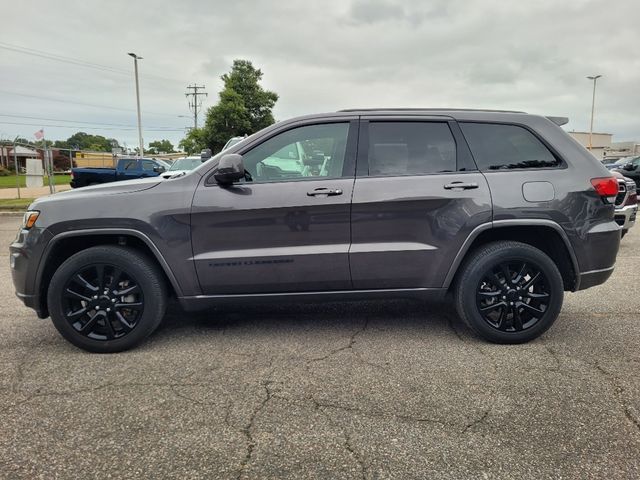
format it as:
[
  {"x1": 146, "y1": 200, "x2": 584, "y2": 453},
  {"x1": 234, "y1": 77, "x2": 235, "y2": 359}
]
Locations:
[
  {"x1": 156, "y1": 159, "x2": 172, "y2": 169},
  {"x1": 168, "y1": 157, "x2": 202, "y2": 171}
]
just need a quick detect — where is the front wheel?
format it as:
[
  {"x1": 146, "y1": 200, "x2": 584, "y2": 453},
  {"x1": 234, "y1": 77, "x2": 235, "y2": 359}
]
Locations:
[
  {"x1": 454, "y1": 241, "x2": 564, "y2": 344},
  {"x1": 48, "y1": 246, "x2": 167, "y2": 353}
]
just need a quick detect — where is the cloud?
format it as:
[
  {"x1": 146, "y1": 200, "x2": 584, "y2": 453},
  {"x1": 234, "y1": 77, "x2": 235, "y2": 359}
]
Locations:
[{"x1": 0, "y1": 0, "x2": 638, "y2": 146}]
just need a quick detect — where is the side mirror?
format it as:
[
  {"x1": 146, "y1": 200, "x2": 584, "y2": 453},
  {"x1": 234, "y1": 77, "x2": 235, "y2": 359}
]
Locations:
[
  {"x1": 623, "y1": 163, "x2": 634, "y2": 171},
  {"x1": 153, "y1": 165, "x2": 166, "y2": 173},
  {"x1": 214, "y1": 153, "x2": 245, "y2": 184}
]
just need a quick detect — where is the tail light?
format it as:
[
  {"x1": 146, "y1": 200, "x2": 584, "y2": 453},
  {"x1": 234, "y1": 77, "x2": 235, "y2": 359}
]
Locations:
[{"x1": 591, "y1": 177, "x2": 618, "y2": 204}]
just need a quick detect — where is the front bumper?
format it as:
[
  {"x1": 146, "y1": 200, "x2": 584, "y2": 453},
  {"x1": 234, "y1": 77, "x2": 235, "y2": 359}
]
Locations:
[
  {"x1": 614, "y1": 204, "x2": 637, "y2": 231},
  {"x1": 10, "y1": 226, "x2": 52, "y2": 318}
]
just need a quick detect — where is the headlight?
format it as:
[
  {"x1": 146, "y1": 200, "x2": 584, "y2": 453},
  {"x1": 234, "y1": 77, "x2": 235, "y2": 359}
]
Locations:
[{"x1": 22, "y1": 210, "x2": 40, "y2": 230}]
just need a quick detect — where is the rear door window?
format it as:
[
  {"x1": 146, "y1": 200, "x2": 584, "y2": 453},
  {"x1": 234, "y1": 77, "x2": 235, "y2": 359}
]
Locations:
[
  {"x1": 460, "y1": 122, "x2": 560, "y2": 171},
  {"x1": 366, "y1": 122, "x2": 456, "y2": 176}
]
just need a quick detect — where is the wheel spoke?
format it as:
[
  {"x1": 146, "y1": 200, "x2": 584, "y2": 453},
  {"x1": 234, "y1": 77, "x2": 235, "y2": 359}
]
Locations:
[
  {"x1": 480, "y1": 301, "x2": 505, "y2": 313},
  {"x1": 525, "y1": 292, "x2": 550, "y2": 300},
  {"x1": 520, "y1": 302, "x2": 545, "y2": 317},
  {"x1": 115, "y1": 312, "x2": 133, "y2": 331},
  {"x1": 514, "y1": 263, "x2": 527, "y2": 284},
  {"x1": 496, "y1": 305, "x2": 507, "y2": 329},
  {"x1": 477, "y1": 290, "x2": 501, "y2": 298},
  {"x1": 115, "y1": 284, "x2": 139, "y2": 296},
  {"x1": 79, "y1": 312, "x2": 100, "y2": 333},
  {"x1": 67, "y1": 306, "x2": 88, "y2": 320},
  {"x1": 522, "y1": 272, "x2": 541, "y2": 291},
  {"x1": 103, "y1": 315, "x2": 116, "y2": 339},
  {"x1": 73, "y1": 274, "x2": 99, "y2": 292},
  {"x1": 65, "y1": 288, "x2": 93, "y2": 302},
  {"x1": 513, "y1": 307, "x2": 524, "y2": 331}
]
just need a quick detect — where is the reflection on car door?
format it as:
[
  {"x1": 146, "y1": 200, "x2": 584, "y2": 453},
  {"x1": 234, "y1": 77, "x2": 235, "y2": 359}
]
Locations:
[{"x1": 191, "y1": 119, "x2": 359, "y2": 294}]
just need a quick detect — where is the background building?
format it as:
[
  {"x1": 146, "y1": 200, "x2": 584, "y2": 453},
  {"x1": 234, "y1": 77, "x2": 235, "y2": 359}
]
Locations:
[{"x1": 568, "y1": 131, "x2": 612, "y2": 160}]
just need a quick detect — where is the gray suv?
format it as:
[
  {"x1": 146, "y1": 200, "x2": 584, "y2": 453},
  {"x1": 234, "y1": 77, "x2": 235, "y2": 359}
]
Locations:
[{"x1": 10, "y1": 109, "x2": 621, "y2": 352}]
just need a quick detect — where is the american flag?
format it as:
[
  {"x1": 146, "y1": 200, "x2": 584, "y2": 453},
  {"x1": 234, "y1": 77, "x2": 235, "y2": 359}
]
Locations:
[{"x1": 34, "y1": 129, "x2": 44, "y2": 140}]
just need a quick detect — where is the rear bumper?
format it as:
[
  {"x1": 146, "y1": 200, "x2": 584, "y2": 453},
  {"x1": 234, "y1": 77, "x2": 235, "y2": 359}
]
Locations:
[
  {"x1": 576, "y1": 266, "x2": 615, "y2": 291},
  {"x1": 614, "y1": 204, "x2": 637, "y2": 231},
  {"x1": 573, "y1": 220, "x2": 620, "y2": 291}
]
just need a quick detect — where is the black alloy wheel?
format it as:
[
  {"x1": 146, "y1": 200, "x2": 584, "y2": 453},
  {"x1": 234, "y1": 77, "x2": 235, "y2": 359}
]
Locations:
[
  {"x1": 476, "y1": 261, "x2": 550, "y2": 332},
  {"x1": 48, "y1": 245, "x2": 167, "y2": 353},
  {"x1": 62, "y1": 264, "x2": 144, "y2": 341},
  {"x1": 454, "y1": 241, "x2": 564, "y2": 344}
]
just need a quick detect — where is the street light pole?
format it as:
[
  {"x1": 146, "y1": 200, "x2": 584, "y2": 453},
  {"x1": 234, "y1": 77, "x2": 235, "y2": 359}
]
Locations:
[
  {"x1": 128, "y1": 53, "x2": 144, "y2": 157},
  {"x1": 587, "y1": 75, "x2": 602, "y2": 151}
]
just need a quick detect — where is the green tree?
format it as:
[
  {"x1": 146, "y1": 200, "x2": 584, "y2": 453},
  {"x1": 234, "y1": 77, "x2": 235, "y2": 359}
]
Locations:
[
  {"x1": 55, "y1": 132, "x2": 119, "y2": 152},
  {"x1": 147, "y1": 139, "x2": 175, "y2": 154},
  {"x1": 201, "y1": 59, "x2": 278, "y2": 152},
  {"x1": 178, "y1": 128, "x2": 207, "y2": 155}
]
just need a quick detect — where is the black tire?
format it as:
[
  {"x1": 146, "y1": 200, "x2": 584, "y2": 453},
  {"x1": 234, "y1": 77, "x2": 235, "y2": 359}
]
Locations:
[
  {"x1": 621, "y1": 230, "x2": 627, "y2": 239},
  {"x1": 47, "y1": 246, "x2": 167, "y2": 353},
  {"x1": 454, "y1": 241, "x2": 564, "y2": 344}
]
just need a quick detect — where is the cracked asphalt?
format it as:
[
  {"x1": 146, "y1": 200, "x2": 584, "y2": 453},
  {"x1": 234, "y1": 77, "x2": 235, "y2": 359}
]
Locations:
[{"x1": 1, "y1": 214, "x2": 639, "y2": 479}]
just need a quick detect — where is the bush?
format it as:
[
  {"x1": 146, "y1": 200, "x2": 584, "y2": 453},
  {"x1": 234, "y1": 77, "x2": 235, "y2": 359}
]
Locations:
[{"x1": 0, "y1": 166, "x2": 11, "y2": 177}]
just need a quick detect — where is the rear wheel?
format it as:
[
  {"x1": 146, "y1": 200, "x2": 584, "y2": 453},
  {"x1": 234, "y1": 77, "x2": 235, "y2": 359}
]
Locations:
[
  {"x1": 48, "y1": 246, "x2": 167, "y2": 352},
  {"x1": 454, "y1": 241, "x2": 564, "y2": 344}
]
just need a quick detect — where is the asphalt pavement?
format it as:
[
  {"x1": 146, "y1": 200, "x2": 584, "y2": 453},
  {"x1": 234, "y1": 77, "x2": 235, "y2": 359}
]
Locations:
[{"x1": 0, "y1": 214, "x2": 638, "y2": 479}]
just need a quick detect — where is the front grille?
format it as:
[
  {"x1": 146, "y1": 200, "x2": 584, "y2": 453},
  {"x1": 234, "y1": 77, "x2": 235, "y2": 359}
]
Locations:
[
  {"x1": 615, "y1": 215, "x2": 625, "y2": 226},
  {"x1": 615, "y1": 180, "x2": 627, "y2": 206}
]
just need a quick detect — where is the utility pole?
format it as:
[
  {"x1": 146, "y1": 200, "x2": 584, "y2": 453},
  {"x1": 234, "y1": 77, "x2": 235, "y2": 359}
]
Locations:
[
  {"x1": 185, "y1": 84, "x2": 207, "y2": 129},
  {"x1": 128, "y1": 53, "x2": 144, "y2": 157},
  {"x1": 587, "y1": 74, "x2": 602, "y2": 151}
]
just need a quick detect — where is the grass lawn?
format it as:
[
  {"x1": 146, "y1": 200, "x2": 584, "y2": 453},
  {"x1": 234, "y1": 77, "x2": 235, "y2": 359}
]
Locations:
[
  {"x1": 0, "y1": 174, "x2": 71, "y2": 188},
  {"x1": 0, "y1": 198, "x2": 35, "y2": 211}
]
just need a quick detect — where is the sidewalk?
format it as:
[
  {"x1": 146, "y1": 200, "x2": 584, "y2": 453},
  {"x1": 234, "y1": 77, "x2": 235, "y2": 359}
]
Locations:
[{"x1": 0, "y1": 184, "x2": 72, "y2": 200}]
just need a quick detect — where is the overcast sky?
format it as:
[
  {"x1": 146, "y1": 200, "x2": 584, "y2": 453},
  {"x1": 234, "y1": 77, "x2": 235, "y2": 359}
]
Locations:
[{"x1": 1, "y1": 0, "x2": 638, "y2": 149}]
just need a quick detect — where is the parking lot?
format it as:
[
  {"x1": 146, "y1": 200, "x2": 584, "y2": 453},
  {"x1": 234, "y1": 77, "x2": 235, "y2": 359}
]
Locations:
[{"x1": 0, "y1": 213, "x2": 638, "y2": 479}]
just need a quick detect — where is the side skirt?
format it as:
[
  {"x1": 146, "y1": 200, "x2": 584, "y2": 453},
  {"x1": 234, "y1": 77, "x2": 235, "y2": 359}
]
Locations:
[{"x1": 177, "y1": 288, "x2": 448, "y2": 312}]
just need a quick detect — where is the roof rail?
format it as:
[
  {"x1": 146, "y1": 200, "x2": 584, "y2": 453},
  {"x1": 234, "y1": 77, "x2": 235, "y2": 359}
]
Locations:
[{"x1": 338, "y1": 108, "x2": 526, "y2": 114}]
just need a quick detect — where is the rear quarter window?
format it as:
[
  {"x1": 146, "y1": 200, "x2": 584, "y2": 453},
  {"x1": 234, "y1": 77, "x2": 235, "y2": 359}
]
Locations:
[{"x1": 460, "y1": 122, "x2": 561, "y2": 171}]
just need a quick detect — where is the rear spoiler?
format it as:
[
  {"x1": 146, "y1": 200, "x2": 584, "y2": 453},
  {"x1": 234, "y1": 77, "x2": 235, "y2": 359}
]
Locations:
[{"x1": 546, "y1": 116, "x2": 569, "y2": 126}]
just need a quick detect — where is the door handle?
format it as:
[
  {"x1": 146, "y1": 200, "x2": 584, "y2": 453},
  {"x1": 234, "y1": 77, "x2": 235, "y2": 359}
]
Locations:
[
  {"x1": 444, "y1": 182, "x2": 478, "y2": 190},
  {"x1": 307, "y1": 187, "x2": 343, "y2": 197}
]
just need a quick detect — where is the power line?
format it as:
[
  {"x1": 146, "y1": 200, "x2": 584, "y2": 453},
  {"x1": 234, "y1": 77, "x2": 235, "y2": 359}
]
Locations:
[
  {"x1": 0, "y1": 89, "x2": 183, "y2": 117},
  {"x1": 0, "y1": 114, "x2": 185, "y2": 129},
  {"x1": 0, "y1": 121, "x2": 186, "y2": 132},
  {"x1": 185, "y1": 84, "x2": 207, "y2": 129},
  {"x1": 0, "y1": 41, "x2": 184, "y2": 84}
]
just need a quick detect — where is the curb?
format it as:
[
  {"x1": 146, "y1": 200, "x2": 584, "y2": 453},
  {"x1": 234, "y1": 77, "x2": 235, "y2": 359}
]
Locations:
[{"x1": 0, "y1": 211, "x2": 24, "y2": 216}]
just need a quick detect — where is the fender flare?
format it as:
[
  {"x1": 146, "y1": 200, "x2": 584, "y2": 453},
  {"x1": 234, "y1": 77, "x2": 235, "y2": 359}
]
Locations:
[
  {"x1": 36, "y1": 228, "x2": 184, "y2": 298},
  {"x1": 442, "y1": 219, "x2": 580, "y2": 290}
]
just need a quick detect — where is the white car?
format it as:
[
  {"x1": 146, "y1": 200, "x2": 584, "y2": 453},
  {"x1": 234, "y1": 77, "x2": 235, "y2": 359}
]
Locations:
[{"x1": 161, "y1": 156, "x2": 203, "y2": 179}]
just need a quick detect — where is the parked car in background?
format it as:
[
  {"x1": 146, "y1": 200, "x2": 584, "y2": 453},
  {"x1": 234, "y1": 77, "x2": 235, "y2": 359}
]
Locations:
[
  {"x1": 222, "y1": 136, "x2": 247, "y2": 151},
  {"x1": 161, "y1": 156, "x2": 204, "y2": 179},
  {"x1": 612, "y1": 155, "x2": 640, "y2": 188},
  {"x1": 70, "y1": 157, "x2": 170, "y2": 188},
  {"x1": 12, "y1": 109, "x2": 621, "y2": 352},
  {"x1": 612, "y1": 171, "x2": 638, "y2": 238}
]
